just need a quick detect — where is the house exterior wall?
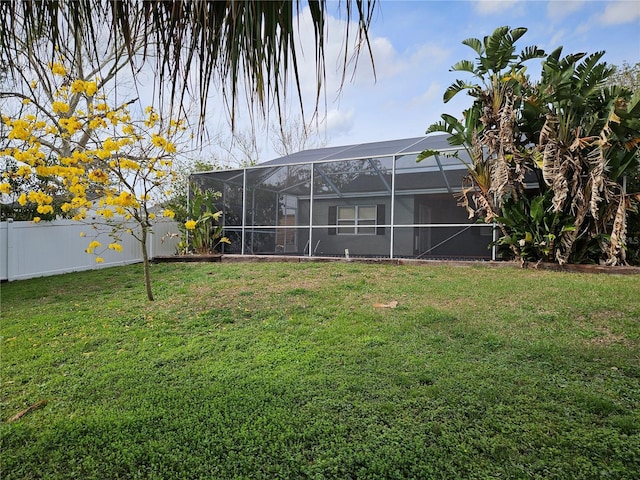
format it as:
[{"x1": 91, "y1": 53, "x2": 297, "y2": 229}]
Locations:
[{"x1": 310, "y1": 197, "x2": 391, "y2": 257}]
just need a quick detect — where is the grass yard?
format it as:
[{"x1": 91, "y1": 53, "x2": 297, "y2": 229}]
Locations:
[{"x1": 1, "y1": 261, "x2": 639, "y2": 479}]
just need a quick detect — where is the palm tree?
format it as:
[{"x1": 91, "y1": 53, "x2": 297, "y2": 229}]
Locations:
[{"x1": 0, "y1": 0, "x2": 377, "y2": 124}]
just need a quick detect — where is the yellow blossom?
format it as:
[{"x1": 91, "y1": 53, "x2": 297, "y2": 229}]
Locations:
[
  {"x1": 106, "y1": 111, "x2": 119, "y2": 125},
  {"x1": 22, "y1": 98, "x2": 31, "y2": 105},
  {"x1": 151, "y1": 134, "x2": 169, "y2": 149},
  {"x1": 8, "y1": 119, "x2": 32, "y2": 140},
  {"x1": 89, "y1": 117, "x2": 107, "y2": 129},
  {"x1": 86, "y1": 240, "x2": 102, "y2": 253},
  {"x1": 33, "y1": 217, "x2": 41, "y2": 223},
  {"x1": 84, "y1": 81, "x2": 97, "y2": 96},
  {"x1": 185, "y1": 220, "x2": 197, "y2": 230},
  {"x1": 18, "y1": 193, "x2": 27, "y2": 206},
  {"x1": 118, "y1": 159, "x2": 141, "y2": 170},
  {"x1": 52, "y1": 101, "x2": 70, "y2": 114},
  {"x1": 97, "y1": 208, "x2": 115, "y2": 219},
  {"x1": 72, "y1": 209, "x2": 87, "y2": 221},
  {"x1": 72, "y1": 151, "x2": 89, "y2": 163},
  {"x1": 69, "y1": 183, "x2": 86, "y2": 197},
  {"x1": 88, "y1": 169, "x2": 109, "y2": 183},
  {"x1": 144, "y1": 107, "x2": 159, "y2": 127},
  {"x1": 16, "y1": 165, "x2": 32, "y2": 178},
  {"x1": 50, "y1": 62, "x2": 67, "y2": 76},
  {"x1": 108, "y1": 243, "x2": 123, "y2": 252},
  {"x1": 108, "y1": 191, "x2": 139, "y2": 208},
  {"x1": 94, "y1": 149, "x2": 111, "y2": 160},
  {"x1": 0, "y1": 183, "x2": 10, "y2": 194},
  {"x1": 71, "y1": 80, "x2": 85, "y2": 94},
  {"x1": 95, "y1": 257, "x2": 104, "y2": 263},
  {"x1": 59, "y1": 117, "x2": 82, "y2": 134},
  {"x1": 163, "y1": 209, "x2": 175, "y2": 218},
  {"x1": 27, "y1": 190, "x2": 53, "y2": 205},
  {"x1": 103, "y1": 138, "x2": 119, "y2": 151},
  {"x1": 122, "y1": 124, "x2": 135, "y2": 135},
  {"x1": 37, "y1": 205, "x2": 54, "y2": 215}
]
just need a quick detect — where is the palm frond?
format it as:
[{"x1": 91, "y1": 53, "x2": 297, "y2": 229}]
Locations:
[
  {"x1": 461, "y1": 37, "x2": 482, "y2": 56},
  {"x1": 416, "y1": 149, "x2": 439, "y2": 162},
  {"x1": 443, "y1": 79, "x2": 480, "y2": 102},
  {"x1": 482, "y1": 26, "x2": 523, "y2": 74},
  {"x1": 450, "y1": 60, "x2": 476, "y2": 74},
  {"x1": 0, "y1": 0, "x2": 377, "y2": 128},
  {"x1": 519, "y1": 45, "x2": 545, "y2": 63}
]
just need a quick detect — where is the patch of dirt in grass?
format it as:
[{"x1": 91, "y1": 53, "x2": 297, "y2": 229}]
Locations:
[{"x1": 587, "y1": 326, "x2": 633, "y2": 347}]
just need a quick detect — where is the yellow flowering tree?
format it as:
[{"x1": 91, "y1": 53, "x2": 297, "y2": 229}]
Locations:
[{"x1": 0, "y1": 61, "x2": 187, "y2": 300}]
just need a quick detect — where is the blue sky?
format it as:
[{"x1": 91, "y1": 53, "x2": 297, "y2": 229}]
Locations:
[{"x1": 231, "y1": 0, "x2": 639, "y2": 163}]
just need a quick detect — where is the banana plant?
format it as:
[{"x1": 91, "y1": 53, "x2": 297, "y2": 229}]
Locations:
[
  {"x1": 422, "y1": 26, "x2": 640, "y2": 265},
  {"x1": 525, "y1": 48, "x2": 640, "y2": 264}
]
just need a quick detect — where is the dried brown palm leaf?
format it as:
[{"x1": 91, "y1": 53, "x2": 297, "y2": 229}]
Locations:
[
  {"x1": 473, "y1": 191, "x2": 498, "y2": 223},
  {"x1": 605, "y1": 193, "x2": 628, "y2": 265},
  {"x1": 548, "y1": 151, "x2": 577, "y2": 213},
  {"x1": 490, "y1": 89, "x2": 518, "y2": 203},
  {"x1": 541, "y1": 142, "x2": 559, "y2": 187},
  {"x1": 587, "y1": 146, "x2": 607, "y2": 220},
  {"x1": 455, "y1": 177, "x2": 477, "y2": 219},
  {"x1": 556, "y1": 201, "x2": 589, "y2": 265}
]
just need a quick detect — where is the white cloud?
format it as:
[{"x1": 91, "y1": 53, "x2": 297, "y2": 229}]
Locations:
[
  {"x1": 410, "y1": 44, "x2": 450, "y2": 67},
  {"x1": 414, "y1": 82, "x2": 442, "y2": 105},
  {"x1": 547, "y1": 0, "x2": 585, "y2": 20},
  {"x1": 600, "y1": 0, "x2": 640, "y2": 25},
  {"x1": 548, "y1": 29, "x2": 567, "y2": 47},
  {"x1": 324, "y1": 108, "x2": 355, "y2": 137},
  {"x1": 474, "y1": 0, "x2": 520, "y2": 15}
]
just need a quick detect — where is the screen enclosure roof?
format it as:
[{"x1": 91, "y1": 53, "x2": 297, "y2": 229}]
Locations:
[{"x1": 259, "y1": 134, "x2": 455, "y2": 167}]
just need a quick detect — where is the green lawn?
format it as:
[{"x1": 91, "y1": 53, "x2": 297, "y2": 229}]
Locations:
[{"x1": 1, "y1": 261, "x2": 639, "y2": 479}]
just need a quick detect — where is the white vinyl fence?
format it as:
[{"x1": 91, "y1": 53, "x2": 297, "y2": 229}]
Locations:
[{"x1": 0, "y1": 218, "x2": 180, "y2": 281}]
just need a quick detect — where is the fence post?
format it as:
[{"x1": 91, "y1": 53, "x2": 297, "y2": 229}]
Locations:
[{"x1": 6, "y1": 218, "x2": 16, "y2": 281}]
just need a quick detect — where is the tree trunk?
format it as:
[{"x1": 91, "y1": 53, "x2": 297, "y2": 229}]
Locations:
[{"x1": 140, "y1": 225, "x2": 154, "y2": 301}]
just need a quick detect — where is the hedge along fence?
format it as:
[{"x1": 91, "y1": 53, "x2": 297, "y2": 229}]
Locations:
[{"x1": 0, "y1": 218, "x2": 179, "y2": 281}]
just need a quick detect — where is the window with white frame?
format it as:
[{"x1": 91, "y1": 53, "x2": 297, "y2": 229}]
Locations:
[{"x1": 337, "y1": 205, "x2": 377, "y2": 235}]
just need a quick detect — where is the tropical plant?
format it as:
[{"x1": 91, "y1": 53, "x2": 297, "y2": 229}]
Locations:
[
  {"x1": 163, "y1": 159, "x2": 222, "y2": 225},
  {"x1": 496, "y1": 190, "x2": 575, "y2": 263},
  {"x1": 179, "y1": 186, "x2": 229, "y2": 255},
  {"x1": 0, "y1": 1, "x2": 376, "y2": 125},
  {"x1": 422, "y1": 26, "x2": 640, "y2": 265}
]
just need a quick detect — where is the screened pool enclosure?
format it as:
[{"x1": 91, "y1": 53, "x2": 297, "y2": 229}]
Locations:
[{"x1": 191, "y1": 135, "x2": 497, "y2": 260}]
